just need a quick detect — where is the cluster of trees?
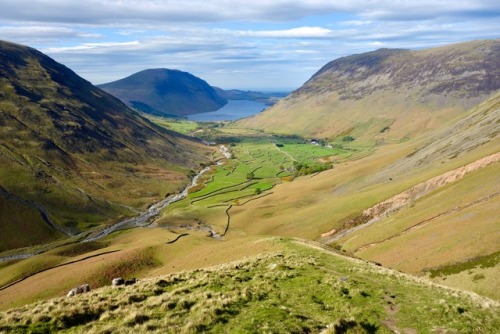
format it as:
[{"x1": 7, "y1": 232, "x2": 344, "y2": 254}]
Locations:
[
  {"x1": 292, "y1": 161, "x2": 332, "y2": 176},
  {"x1": 342, "y1": 135, "x2": 355, "y2": 142}
]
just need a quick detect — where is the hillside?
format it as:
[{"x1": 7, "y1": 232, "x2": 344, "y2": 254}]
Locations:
[
  {"x1": 0, "y1": 40, "x2": 210, "y2": 251},
  {"x1": 238, "y1": 39, "x2": 499, "y2": 141},
  {"x1": 98, "y1": 69, "x2": 227, "y2": 117},
  {"x1": 226, "y1": 92, "x2": 499, "y2": 299},
  {"x1": 0, "y1": 238, "x2": 498, "y2": 333}
]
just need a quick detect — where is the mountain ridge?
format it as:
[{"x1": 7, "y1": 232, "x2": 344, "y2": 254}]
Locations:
[
  {"x1": 0, "y1": 40, "x2": 210, "y2": 251},
  {"x1": 238, "y1": 39, "x2": 500, "y2": 140}
]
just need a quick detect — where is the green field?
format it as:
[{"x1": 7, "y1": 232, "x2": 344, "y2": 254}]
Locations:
[{"x1": 156, "y1": 134, "x2": 354, "y2": 225}]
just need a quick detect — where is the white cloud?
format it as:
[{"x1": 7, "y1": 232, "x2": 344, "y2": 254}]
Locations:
[
  {"x1": 235, "y1": 27, "x2": 334, "y2": 38},
  {"x1": 44, "y1": 41, "x2": 141, "y2": 53},
  {"x1": 1, "y1": 1, "x2": 498, "y2": 24},
  {"x1": 1, "y1": 0, "x2": 498, "y2": 90},
  {"x1": 0, "y1": 25, "x2": 101, "y2": 41}
]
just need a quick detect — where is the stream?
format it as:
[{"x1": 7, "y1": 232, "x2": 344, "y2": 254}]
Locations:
[{"x1": 0, "y1": 146, "x2": 229, "y2": 262}]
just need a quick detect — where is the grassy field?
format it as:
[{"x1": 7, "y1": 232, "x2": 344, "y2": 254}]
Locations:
[
  {"x1": 140, "y1": 114, "x2": 200, "y2": 135},
  {"x1": 0, "y1": 238, "x2": 498, "y2": 333},
  {"x1": 155, "y1": 133, "x2": 354, "y2": 229},
  {"x1": 0, "y1": 228, "x2": 281, "y2": 311}
]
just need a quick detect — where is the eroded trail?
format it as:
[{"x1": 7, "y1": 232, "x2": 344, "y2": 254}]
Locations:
[
  {"x1": 353, "y1": 192, "x2": 499, "y2": 253},
  {"x1": 321, "y1": 152, "x2": 500, "y2": 243}
]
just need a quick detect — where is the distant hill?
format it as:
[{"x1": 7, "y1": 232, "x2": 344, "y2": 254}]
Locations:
[
  {"x1": 0, "y1": 40, "x2": 209, "y2": 251},
  {"x1": 98, "y1": 69, "x2": 227, "y2": 117},
  {"x1": 238, "y1": 39, "x2": 500, "y2": 140}
]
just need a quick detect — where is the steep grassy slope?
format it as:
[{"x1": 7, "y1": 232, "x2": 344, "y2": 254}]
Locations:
[
  {"x1": 238, "y1": 39, "x2": 499, "y2": 141},
  {"x1": 0, "y1": 40, "x2": 210, "y2": 251},
  {"x1": 322, "y1": 92, "x2": 500, "y2": 298},
  {"x1": 226, "y1": 92, "x2": 499, "y2": 298},
  {"x1": 98, "y1": 69, "x2": 227, "y2": 117},
  {"x1": 0, "y1": 239, "x2": 498, "y2": 333}
]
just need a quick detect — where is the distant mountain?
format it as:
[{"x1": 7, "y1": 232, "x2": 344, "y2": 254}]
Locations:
[
  {"x1": 98, "y1": 69, "x2": 227, "y2": 117},
  {"x1": 239, "y1": 39, "x2": 500, "y2": 140},
  {"x1": 0, "y1": 40, "x2": 209, "y2": 251},
  {"x1": 214, "y1": 88, "x2": 288, "y2": 106}
]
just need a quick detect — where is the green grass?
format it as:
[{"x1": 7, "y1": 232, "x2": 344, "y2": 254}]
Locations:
[
  {"x1": 428, "y1": 252, "x2": 499, "y2": 278},
  {"x1": 142, "y1": 115, "x2": 200, "y2": 135},
  {"x1": 158, "y1": 134, "x2": 354, "y2": 223},
  {"x1": 0, "y1": 239, "x2": 497, "y2": 333}
]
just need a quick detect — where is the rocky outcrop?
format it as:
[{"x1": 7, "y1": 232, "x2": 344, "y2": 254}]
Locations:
[{"x1": 321, "y1": 152, "x2": 500, "y2": 242}]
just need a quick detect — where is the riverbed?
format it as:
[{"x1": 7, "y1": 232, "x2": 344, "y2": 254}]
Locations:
[{"x1": 0, "y1": 146, "x2": 229, "y2": 261}]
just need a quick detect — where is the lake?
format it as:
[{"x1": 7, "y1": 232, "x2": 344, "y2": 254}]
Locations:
[{"x1": 187, "y1": 100, "x2": 267, "y2": 121}]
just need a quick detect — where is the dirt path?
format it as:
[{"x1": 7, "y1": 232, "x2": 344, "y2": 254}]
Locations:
[
  {"x1": 321, "y1": 152, "x2": 500, "y2": 243},
  {"x1": 354, "y1": 192, "x2": 499, "y2": 253},
  {"x1": 0, "y1": 185, "x2": 73, "y2": 237}
]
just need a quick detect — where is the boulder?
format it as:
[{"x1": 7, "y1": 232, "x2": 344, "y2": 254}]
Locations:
[
  {"x1": 112, "y1": 277, "x2": 125, "y2": 286},
  {"x1": 66, "y1": 284, "x2": 91, "y2": 297},
  {"x1": 125, "y1": 278, "x2": 137, "y2": 286}
]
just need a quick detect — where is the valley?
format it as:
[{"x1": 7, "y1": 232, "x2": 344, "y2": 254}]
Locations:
[{"x1": 0, "y1": 38, "x2": 498, "y2": 333}]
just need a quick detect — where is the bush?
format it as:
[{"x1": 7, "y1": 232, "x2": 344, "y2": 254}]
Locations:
[{"x1": 342, "y1": 136, "x2": 354, "y2": 142}]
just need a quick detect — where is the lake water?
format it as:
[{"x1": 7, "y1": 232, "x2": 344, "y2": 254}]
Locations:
[{"x1": 187, "y1": 100, "x2": 267, "y2": 121}]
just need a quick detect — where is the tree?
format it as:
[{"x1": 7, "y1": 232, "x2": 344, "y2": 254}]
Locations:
[{"x1": 342, "y1": 136, "x2": 355, "y2": 142}]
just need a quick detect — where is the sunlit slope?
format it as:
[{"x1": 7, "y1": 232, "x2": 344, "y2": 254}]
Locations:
[
  {"x1": 238, "y1": 40, "x2": 499, "y2": 141},
  {"x1": 0, "y1": 40, "x2": 210, "y2": 251},
  {"x1": 229, "y1": 92, "x2": 499, "y2": 298},
  {"x1": 0, "y1": 238, "x2": 498, "y2": 333}
]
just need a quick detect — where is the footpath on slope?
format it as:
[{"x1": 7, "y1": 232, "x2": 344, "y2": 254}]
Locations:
[{"x1": 320, "y1": 152, "x2": 500, "y2": 243}]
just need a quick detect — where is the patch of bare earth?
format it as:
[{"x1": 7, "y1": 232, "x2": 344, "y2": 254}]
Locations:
[{"x1": 321, "y1": 152, "x2": 500, "y2": 243}]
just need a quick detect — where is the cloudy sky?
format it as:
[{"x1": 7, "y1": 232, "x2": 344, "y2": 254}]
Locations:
[{"x1": 1, "y1": 0, "x2": 499, "y2": 90}]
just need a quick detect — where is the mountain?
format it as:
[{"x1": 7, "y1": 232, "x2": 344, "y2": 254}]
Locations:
[
  {"x1": 238, "y1": 39, "x2": 500, "y2": 141},
  {"x1": 0, "y1": 238, "x2": 498, "y2": 332},
  {"x1": 0, "y1": 40, "x2": 209, "y2": 251},
  {"x1": 98, "y1": 69, "x2": 227, "y2": 117}
]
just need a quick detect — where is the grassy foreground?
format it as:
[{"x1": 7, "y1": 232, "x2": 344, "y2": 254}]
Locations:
[{"x1": 0, "y1": 238, "x2": 498, "y2": 333}]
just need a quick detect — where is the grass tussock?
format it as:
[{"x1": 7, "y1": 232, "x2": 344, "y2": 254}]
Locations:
[{"x1": 0, "y1": 238, "x2": 498, "y2": 333}]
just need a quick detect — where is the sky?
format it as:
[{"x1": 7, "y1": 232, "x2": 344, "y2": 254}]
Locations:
[{"x1": 1, "y1": 1, "x2": 499, "y2": 91}]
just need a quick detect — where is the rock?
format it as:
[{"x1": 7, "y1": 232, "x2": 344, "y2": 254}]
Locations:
[
  {"x1": 66, "y1": 284, "x2": 91, "y2": 297},
  {"x1": 112, "y1": 277, "x2": 125, "y2": 286},
  {"x1": 66, "y1": 288, "x2": 78, "y2": 297},
  {"x1": 80, "y1": 284, "x2": 91, "y2": 292},
  {"x1": 125, "y1": 278, "x2": 137, "y2": 286}
]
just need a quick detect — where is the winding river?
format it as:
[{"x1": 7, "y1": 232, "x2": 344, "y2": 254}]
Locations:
[{"x1": 0, "y1": 146, "x2": 229, "y2": 262}]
